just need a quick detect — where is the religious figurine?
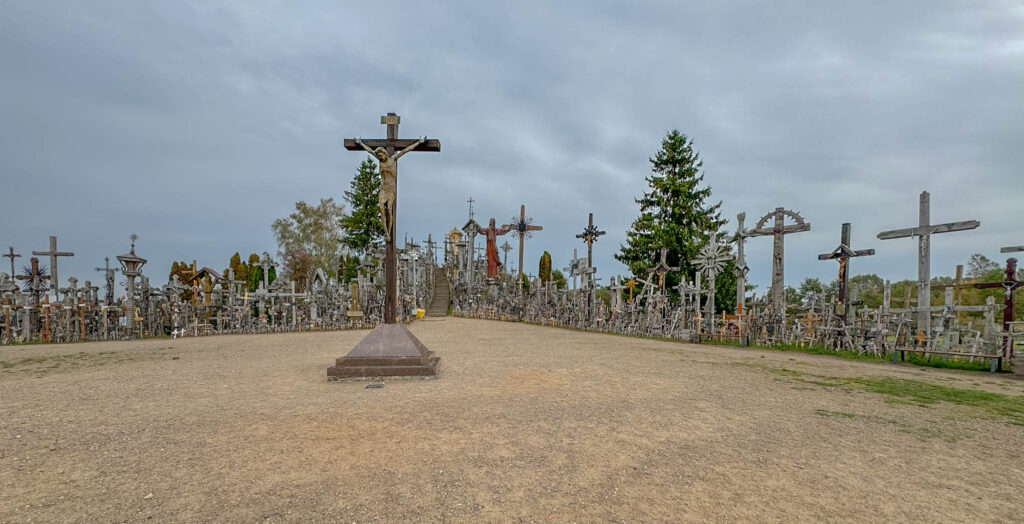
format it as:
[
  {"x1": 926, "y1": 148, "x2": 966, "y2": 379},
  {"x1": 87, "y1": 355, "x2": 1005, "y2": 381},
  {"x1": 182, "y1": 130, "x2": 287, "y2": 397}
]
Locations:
[
  {"x1": 354, "y1": 136, "x2": 427, "y2": 239},
  {"x1": 477, "y1": 218, "x2": 511, "y2": 279}
]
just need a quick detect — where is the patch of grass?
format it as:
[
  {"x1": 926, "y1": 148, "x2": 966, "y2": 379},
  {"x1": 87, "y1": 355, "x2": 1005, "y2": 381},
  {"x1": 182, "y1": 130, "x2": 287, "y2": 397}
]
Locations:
[
  {"x1": 842, "y1": 376, "x2": 1024, "y2": 425},
  {"x1": 903, "y1": 353, "x2": 993, "y2": 372}
]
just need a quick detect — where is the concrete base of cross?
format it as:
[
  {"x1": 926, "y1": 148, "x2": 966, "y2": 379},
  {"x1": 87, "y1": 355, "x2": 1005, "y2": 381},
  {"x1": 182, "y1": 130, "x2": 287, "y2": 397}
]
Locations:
[{"x1": 327, "y1": 323, "x2": 439, "y2": 380}]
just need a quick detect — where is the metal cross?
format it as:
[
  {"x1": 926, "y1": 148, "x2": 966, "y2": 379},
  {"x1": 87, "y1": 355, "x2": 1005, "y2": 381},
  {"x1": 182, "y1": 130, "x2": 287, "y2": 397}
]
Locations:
[
  {"x1": 32, "y1": 235, "x2": 74, "y2": 302},
  {"x1": 503, "y1": 204, "x2": 544, "y2": 282},
  {"x1": 817, "y1": 222, "x2": 875, "y2": 325},
  {"x1": 695, "y1": 231, "x2": 733, "y2": 319},
  {"x1": 15, "y1": 257, "x2": 50, "y2": 305},
  {"x1": 877, "y1": 191, "x2": 980, "y2": 333}
]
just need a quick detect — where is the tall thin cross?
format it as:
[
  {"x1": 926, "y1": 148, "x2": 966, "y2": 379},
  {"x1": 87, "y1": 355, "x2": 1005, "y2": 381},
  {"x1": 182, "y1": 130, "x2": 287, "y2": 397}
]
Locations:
[
  {"x1": 32, "y1": 235, "x2": 74, "y2": 301},
  {"x1": 817, "y1": 222, "x2": 875, "y2": 325},
  {"x1": 877, "y1": 191, "x2": 979, "y2": 334},
  {"x1": 974, "y1": 257, "x2": 1022, "y2": 362},
  {"x1": 345, "y1": 113, "x2": 440, "y2": 324},
  {"x1": 95, "y1": 257, "x2": 119, "y2": 306},
  {"x1": 732, "y1": 213, "x2": 750, "y2": 314},
  {"x1": 466, "y1": 197, "x2": 475, "y2": 221},
  {"x1": 504, "y1": 204, "x2": 543, "y2": 282},
  {"x1": 500, "y1": 241, "x2": 513, "y2": 273},
  {"x1": 576, "y1": 212, "x2": 606, "y2": 320},
  {"x1": 748, "y1": 207, "x2": 811, "y2": 318},
  {"x1": 3, "y1": 247, "x2": 20, "y2": 279}
]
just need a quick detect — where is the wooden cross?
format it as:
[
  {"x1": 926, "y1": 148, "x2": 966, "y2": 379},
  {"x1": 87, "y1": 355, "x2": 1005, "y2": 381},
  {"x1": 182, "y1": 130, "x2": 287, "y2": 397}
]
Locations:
[
  {"x1": 731, "y1": 213, "x2": 750, "y2": 314},
  {"x1": 466, "y1": 196, "x2": 475, "y2": 221},
  {"x1": 503, "y1": 204, "x2": 543, "y2": 282},
  {"x1": 345, "y1": 113, "x2": 440, "y2": 324},
  {"x1": 877, "y1": 191, "x2": 980, "y2": 334},
  {"x1": 653, "y1": 247, "x2": 679, "y2": 291},
  {"x1": 33, "y1": 235, "x2": 74, "y2": 302},
  {"x1": 973, "y1": 257, "x2": 1022, "y2": 360},
  {"x1": 817, "y1": 222, "x2": 875, "y2": 325},
  {"x1": 3, "y1": 246, "x2": 20, "y2": 278},
  {"x1": 626, "y1": 278, "x2": 637, "y2": 303},
  {"x1": 15, "y1": 257, "x2": 50, "y2": 305},
  {"x1": 748, "y1": 207, "x2": 811, "y2": 318}
]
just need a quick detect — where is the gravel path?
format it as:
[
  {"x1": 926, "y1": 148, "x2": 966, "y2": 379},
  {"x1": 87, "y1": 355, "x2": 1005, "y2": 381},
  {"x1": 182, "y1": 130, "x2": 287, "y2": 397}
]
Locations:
[{"x1": 2, "y1": 317, "x2": 1023, "y2": 522}]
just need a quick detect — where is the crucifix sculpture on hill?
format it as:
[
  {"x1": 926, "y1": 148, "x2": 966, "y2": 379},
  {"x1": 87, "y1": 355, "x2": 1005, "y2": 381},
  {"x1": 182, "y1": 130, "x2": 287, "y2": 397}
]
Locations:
[
  {"x1": 576, "y1": 213, "x2": 605, "y2": 320},
  {"x1": 504, "y1": 204, "x2": 543, "y2": 283},
  {"x1": 329, "y1": 113, "x2": 442, "y2": 380},
  {"x1": 818, "y1": 223, "x2": 874, "y2": 325},
  {"x1": 877, "y1": 191, "x2": 979, "y2": 334},
  {"x1": 345, "y1": 113, "x2": 440, "y2": 324}
]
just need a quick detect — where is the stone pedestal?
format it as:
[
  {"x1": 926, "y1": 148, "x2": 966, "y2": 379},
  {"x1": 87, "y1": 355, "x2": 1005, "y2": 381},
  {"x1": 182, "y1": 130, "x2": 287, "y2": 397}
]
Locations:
[{"x1": 327, "y1": 323, "x2": 439, "y2": 380}]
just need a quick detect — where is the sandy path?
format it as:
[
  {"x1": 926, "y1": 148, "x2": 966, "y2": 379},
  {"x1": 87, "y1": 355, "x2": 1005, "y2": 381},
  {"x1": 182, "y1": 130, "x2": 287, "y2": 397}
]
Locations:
[{"x1": 2, "y1": 317, "x2": 1023, "y2": 522}]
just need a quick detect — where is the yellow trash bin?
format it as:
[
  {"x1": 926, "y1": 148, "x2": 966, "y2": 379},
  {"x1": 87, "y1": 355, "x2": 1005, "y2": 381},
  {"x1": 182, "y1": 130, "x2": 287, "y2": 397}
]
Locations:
[{"x1": 416, "y1": 308, "x2": 426, "y2": 319}]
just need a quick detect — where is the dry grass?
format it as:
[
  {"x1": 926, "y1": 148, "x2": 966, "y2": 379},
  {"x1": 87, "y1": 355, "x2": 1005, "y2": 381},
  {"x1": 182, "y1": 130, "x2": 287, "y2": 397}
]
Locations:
[{"x1": 2, "y1": 317, "x2": 1023, "y2": 522}]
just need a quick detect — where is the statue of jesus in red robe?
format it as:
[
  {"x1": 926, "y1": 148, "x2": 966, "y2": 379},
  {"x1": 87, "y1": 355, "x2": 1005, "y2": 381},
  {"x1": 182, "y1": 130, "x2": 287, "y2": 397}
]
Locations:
[{"x1": 477, "y1": 218, "x2": 511, "y2": 279}]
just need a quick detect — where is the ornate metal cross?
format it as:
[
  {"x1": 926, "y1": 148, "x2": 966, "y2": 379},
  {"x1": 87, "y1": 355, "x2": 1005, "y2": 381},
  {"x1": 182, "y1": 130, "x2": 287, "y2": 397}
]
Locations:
[
  {"x1": 16, "y1": 257, "x2": 50, "y2": 305},
  {"x1": 504, "y1": 204, "x2": 544, "y2": 282},
  {"x1": 818, "y1": 222, "x2": 875, "y2": 325},
  {"x1": 344, "y1": 113, "x2": 440, "y2": 324},
  {"x1": 877, "y1": 191, "x2": 979, "y2": 333},
  {"x1": 32, "y1": 235, "x2": 74, "y2": 302},
  {"x1": 695, "y1": 231, "x2": 733, "y2": 320}
]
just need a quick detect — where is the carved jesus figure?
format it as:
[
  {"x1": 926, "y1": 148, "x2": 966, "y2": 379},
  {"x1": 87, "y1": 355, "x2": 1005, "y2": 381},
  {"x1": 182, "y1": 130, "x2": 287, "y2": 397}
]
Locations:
[
  {"x1": 354, "y1": 136, "x2": 427, "y2": 239},
  {"x1": 477, "y1": 218, "x2": 511, "y2": 279}
]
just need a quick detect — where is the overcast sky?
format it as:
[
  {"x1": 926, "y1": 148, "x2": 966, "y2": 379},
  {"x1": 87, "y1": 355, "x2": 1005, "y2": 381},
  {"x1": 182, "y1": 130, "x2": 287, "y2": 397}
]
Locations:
[{"x1": 2, "y1": 1, "x2": 1022, "y2": 295}]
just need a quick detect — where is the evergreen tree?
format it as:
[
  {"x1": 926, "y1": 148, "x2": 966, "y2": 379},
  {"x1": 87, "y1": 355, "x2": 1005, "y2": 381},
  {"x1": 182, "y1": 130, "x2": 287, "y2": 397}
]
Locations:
[
  {"x1": 616, "y1": 130, "x2": 729, "y2": 303},
  {"x1": 247, "y1": 253, "x2": 261, "y2": 292},
  {"x1": 341, "y1": 157, "x2": 385, "y2": 254},
  {"x1": 539, "y1": 251, "x2": 552, "y2": 283}
]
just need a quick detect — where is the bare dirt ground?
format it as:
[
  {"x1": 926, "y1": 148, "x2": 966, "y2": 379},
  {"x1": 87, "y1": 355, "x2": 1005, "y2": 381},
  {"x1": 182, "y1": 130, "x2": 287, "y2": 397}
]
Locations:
[{"x1": 2, "y1": 317, "x2": 1023, "y2": 523}]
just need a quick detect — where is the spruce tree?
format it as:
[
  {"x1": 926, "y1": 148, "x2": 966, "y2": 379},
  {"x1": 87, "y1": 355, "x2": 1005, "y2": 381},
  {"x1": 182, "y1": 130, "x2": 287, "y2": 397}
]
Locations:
[
  {"x1": 615, "y1": 130, "x2": 729, "y2": 305},
  {"x1": 341, "y1": 157, "x2": 385, "y2": 254}
]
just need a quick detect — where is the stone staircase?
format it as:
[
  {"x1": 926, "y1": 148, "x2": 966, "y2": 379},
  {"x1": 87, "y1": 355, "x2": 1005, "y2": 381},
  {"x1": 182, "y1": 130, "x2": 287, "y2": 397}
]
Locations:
[{"x1": 426, "y1": 267, "x2": 450, "y2": 317}]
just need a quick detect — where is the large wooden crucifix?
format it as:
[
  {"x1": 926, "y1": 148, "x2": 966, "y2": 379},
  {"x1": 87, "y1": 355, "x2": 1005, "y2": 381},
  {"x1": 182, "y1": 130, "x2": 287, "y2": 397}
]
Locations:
[
  {"x1": 344, "y1": 113, "x2": 440, "y2": 324},
  {"x1": 576, "y1": 212, "x2": 605, "y2": 319},
  {"x1": 32, "y1": 235, "x2": 74, "y2": 302},
  {"x1": 817, "y1": 222, "x2": 875, "y2": 325},
  {"x1": 3, "y1": 246, "x2": 20, "y2": 279},
  {"x1": 504, "y1": 204, "x2": 543, "y2": 283},
  {"x1": 748, "y1": 207, "x2": 811, "y2": 318},
  {"x1": 877, "y1": 191, "x2": 979, "y2": 334}
]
